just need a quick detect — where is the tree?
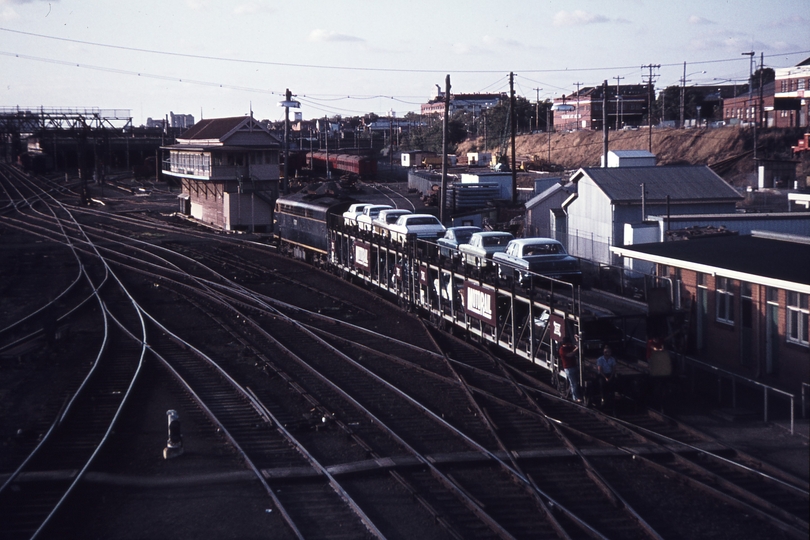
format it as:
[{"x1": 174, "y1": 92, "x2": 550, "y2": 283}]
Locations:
[{"x1": 751, "y1": 67, "x2": 775, "y2": 89}]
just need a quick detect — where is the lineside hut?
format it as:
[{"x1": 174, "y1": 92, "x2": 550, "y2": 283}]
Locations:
[{"x1": 162, "y1": 116, "x2": 281, "y2": 232}]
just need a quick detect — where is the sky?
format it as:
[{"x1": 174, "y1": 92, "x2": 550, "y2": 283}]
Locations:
[{"x1": 1, "y1": 0, "x2": 807, "y2": 127}]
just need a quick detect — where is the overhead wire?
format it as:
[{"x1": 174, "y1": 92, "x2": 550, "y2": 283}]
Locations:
[{"x1": 3, "y1": 27, "x2": 806, "y2": 76}]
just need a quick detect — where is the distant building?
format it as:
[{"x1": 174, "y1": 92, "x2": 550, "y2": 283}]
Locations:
[
  {"x1": 611, "y1": 231, "x2": 810, "y2": 395},
  {"x1": 170, "y1": 112, "x2": 195, "y2": 130},
  {"x1": 421, "y1": 85, "x2": 505, "y2": 116},
  {"x1": 773, "y1": 57, "x2": 810, "y2": 128},
  {"x1": 162, "y1": 116, "x2": 281, "y2": 232},
  {"x1": 722, "y1": 58, "x2": 810, "y2": 128},
  {"x1": 553, "y1": 84, "x2": 648, "y2": 131}
]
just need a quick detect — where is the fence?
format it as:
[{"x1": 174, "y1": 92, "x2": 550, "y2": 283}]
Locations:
[{"x1": 680, "y1": 353, "x2": 797, "y2": 434}]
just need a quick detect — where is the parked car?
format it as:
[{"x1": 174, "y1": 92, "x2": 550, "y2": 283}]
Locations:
[
  {"x1": 437, "y1": 226, "x2": 482, "y2": 259},
  {"x1": 493, "y1": 237, "x2": 580, "y2": 285},
  {"x1": 372, "y1": 208, "x2": 412, "y2": 237},
  {"x1": 388, "y1": 214, "x2": 446, "y2": 244},
  {"x1": 356, "y1": 204, "x2": 393, "y2": 232},
  {"x1": 458, "y1": 231, "x2": 514, "y2": 270},
  {"x1": 342, "y1": 203, "x2": 372, "y2": 226}
]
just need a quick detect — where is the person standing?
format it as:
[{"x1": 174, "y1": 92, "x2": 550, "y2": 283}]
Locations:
[
  {"x1": 596, "y1": 346, "x2": 617, "y2": 401},
  {"x1": 558, "y1": 337, "x2": 582, "y2": 403}
]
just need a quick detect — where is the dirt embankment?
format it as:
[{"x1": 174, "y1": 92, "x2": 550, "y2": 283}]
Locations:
[{"x1": 456, "y1": 127, "x2": 809, "y2": 187}]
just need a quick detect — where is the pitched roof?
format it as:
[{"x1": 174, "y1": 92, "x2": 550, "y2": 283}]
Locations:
[
  {"x1": 179, "y1": 117, "x2": 248, "y2": 140},
  {"x1": 613, "y1": 232, "x2": 810, "y2": 289},
  {"x1": 174, "y1": 115, "x2": 279, "y2": 145},
  {"x1": 573, "y1": 166, "x2": 742, "y2": 203}
]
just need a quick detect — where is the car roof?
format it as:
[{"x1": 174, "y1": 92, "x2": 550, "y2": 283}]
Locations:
[
  {"x1": 472, "y1": 231, "x2": 513, "y2": 237},
  {"x1": 401, "y1": 213, "x2": 439, "y2": 220},
  {"x1": 509, "y1": 237, "x2": 560, "y2": 245}
]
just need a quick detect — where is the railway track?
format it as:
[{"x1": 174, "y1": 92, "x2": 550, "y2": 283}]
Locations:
[{"x1": 1, "y1": 163, "x2": 807, "y2": 539}]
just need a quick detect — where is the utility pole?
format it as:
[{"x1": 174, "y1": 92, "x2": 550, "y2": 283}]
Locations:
[
  {"x1": 612, "y1": 76, "x2": 624, "y2": 130},
  {"x1": 324, "y1": 115, "x2": 330, "y2": 179},
  {"x1": 680, "y1": 61, "x2": 686, "y2": 129},
  {"x1": 533, "y1": 87, "x2": 542, "y2": 131},
  {"x1": 389, "y1": 109, "x2": 394, "y2": 171},
  {"x1": 510, "y1": 72, "x2": 517, "y2": 204},
  {"x1": 547, "y1": 107, "x2": 551, "y2": 163},
  {"x1": 602, "y1": 80, "x2": 609, "y2": 167},
  {"x1": 278, "y1": 88, "x2": 300, "y2": 195},
  {"x1": 642, "y1": 64, "x2": 660, "y2": 152},
  {"x1": 573, "y1": 82, "x2": 583, "y2": 131},
  {"x1": 742, "y1": 51, "x2": 755, "y2": 159},
  {"x1": 440, "y1": 74, "x2": 450, "y2": 224}
]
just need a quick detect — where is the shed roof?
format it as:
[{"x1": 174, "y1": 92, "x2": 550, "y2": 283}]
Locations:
[
  {"x1": 610, "y1": 150, "x2": 655, "y2": 159},
  {"x1": 180, "y1": 117, "x2": 249, "y2": 140},
  {"x1": 174, "y1": 116, "x2": 279, "y2": 147},
  {"x1": 572, "y1": 166, "x2": 742, "y2": 203},
  {"x1": 612, "y1": 232, "x2": 810, "y2": 289}
]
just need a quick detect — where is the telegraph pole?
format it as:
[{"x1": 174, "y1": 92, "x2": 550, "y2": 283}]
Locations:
[
  {"x1": 573, "y1": 82, "x2": 583, "y2": 131},
  {"x1": 642, "y1": 64, "x2": 660, "y2": 152},
  {"x1": 602, "y1": 80, "x2": 609, "y2": 167},
  {"x1": 613, "y1": 76, "x2": 624, "y2": 130},
  {"x1": 680, "y1": 62, "x2": 686, "y2": 129},
  {"x1": 533, "y1": 87, "x2": 542, "y2": 131},
  {"x1": 741, "y1": 51, "x2": 755, "y2": 159},
  {"x1": 278, "y1": 88, "x2": 300, "y2": 194},
  {"x1": 440, "y1": 74, "x2": 451, "y2": 224},
  {"x1": 510, "y1": 72, "x2": 517, "y2": 204}
]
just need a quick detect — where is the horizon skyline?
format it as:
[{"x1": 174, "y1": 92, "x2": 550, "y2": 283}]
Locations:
[{"x1": 1, "y1": 0, "x2": 807, "y2": 126}]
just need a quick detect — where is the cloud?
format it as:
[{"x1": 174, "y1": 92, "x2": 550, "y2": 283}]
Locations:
[
  {"x1": 308, "y1": 29, "x2": 364, "y2": 43},
  {"x1": 0, "y1": 6, "x2": 19, "y2": 20},
  {"x1": 0, "y1": 0, "x2": 55, "y2": 19},
  {"x1": 553, "y1": 10, "x2": 609, "y2": 27},
  {"x1": 233, "y1": 2, "x2": 274, "y2": 15},
  {"x1": 687, "y1": 35, "x2": 767, "y2": 53},
  {"x1": 768, "y1": 14, "x2": 807, "y2": 28},
  {"x1": 482, "y1": 35, "x2": 524, "y2": 49},
  {"x1": 688, "y1": 15, "x2": 716, "y2": 25}
]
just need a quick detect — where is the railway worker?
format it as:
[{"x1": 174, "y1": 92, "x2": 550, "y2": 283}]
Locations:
[
  {"x1": 596, "y1": 346, "x2": 617, "y2": 402},
  {"x1": 558, "y1": 337, "x2": 582, "y2": 403}
]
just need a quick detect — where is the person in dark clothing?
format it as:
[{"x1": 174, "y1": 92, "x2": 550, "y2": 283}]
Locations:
[{"x1": 558, "y1": 337, "x2": 582, "y2": 402}]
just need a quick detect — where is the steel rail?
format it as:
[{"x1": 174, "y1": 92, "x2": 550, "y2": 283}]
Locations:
[
  {"x1": 122, "y1": 322, "x2": 306, "y2": 540},
  {"x1": 30, "y1": 302, "x2": 148, "y2": 540}
]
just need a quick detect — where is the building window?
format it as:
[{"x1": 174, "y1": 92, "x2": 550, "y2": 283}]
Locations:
[
  {"x1": 787, "y1": 292, "x2": 809, "y2": 346},
  {"x1": 716, "y1": 276, "x2": 734, "y2": 325}
]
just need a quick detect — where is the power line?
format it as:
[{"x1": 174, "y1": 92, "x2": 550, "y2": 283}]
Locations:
[{"x1": 3, "y1": 27, "x2": 807, "y2": 76}]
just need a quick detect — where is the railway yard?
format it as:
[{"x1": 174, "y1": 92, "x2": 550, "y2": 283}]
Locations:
[{"x1": 1, "y1": 164, "x2": 808, "y2": 539}]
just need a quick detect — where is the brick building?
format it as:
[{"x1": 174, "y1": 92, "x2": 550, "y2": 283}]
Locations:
[
  {"x1": 611, "y1": 232, "x2": 810, "y2": 395},
  {"x1": 723, "y1": 57, "x2": 810, "y2": 128},
  {"x1": 553, "y1": 84, "x2": 649, "y2": 131},
  {"x1": 162, "y1": 116, "x2": 281, "y2": 232}
]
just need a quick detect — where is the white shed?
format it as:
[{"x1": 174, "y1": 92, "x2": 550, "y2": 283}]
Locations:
[{"x1": 601, "y1": 150, "x2": 656, "y2": 168}]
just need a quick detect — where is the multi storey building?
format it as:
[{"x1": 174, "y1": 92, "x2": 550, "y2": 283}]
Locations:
[
  {"x1": 162, "y1": 115, "x2": 281, "y2": 232},
  {"x1": 421, "y1": 85, "x2": 504, "y2": 116},
  {"x1": 553, "y1": 84, "x2": 649, "y2": 131}
]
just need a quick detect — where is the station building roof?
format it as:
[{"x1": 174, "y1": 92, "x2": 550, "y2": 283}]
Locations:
[{"x1": 611, "y1": 231, "x2": 810, "y2": 292}]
